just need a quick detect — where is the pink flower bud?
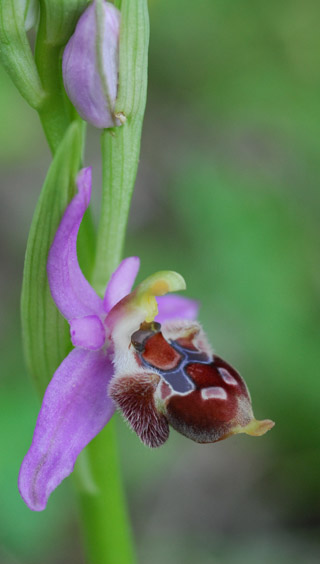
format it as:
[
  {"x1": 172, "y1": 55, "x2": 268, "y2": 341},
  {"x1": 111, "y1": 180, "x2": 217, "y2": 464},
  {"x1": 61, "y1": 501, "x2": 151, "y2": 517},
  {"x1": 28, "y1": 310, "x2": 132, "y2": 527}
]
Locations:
[{"x1": 62, "y1": 1, "x2": 121, "y2": 128}]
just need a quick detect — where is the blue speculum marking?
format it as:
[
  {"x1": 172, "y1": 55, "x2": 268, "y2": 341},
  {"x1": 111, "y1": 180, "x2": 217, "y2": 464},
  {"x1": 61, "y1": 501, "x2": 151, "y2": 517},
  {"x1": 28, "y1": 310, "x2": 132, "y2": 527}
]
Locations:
[
  {"x1": 130, "y1": 322, "x2": 222, "y2": 395},
  {"x1": 137, "y1": 336, "x2": 213, "y2": 395},
  {"x1": 170, "y1": 341, "x2": 210, "y2": 363}
]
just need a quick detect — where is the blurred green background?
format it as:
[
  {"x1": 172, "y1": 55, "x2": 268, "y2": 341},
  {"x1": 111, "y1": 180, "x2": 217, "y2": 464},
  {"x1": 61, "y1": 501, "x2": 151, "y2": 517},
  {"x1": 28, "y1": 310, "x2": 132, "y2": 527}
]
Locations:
[{"x1": 1, "y1": 0, "x2": 320, "y2": 562}]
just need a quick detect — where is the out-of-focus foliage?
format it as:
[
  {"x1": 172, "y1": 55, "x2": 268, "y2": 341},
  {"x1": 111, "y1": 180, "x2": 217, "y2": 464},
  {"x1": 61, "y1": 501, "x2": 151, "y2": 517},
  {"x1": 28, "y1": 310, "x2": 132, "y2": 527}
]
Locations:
[{"x1": 1, "y1": 0, "x2": 319, "y2": 562}]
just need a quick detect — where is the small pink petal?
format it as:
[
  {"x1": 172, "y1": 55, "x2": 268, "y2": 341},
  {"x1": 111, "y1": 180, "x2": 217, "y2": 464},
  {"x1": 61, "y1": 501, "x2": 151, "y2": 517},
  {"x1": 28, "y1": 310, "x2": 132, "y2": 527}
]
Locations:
[
  {"x1": 18, "y1": 348, "x2": 115, "y2": 511},
  {"x1": 156, "y1": 294, "x2": 199, "y2": 323},
  {"x1": 103, "y1": 256, "x2": 140, "y2": 312},
  {"x1": 70, "y1": 315, "x2": 105, "y2": 350},
  {"x1": 47, "y1": 168, "x2": 104, "y2": 320}
]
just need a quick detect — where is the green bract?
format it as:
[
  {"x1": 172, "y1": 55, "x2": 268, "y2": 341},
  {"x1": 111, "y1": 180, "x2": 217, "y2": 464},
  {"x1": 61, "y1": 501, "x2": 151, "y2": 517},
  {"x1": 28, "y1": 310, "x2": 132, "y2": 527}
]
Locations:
[
  {"x1": 115, "y1": 0, "x2": 149, "y2": 120},
  {"x1": 21, "y1": 122, "x2": 85, "y2": 396},
  {"x1": 0, "y1": 0, "x2": 45, "y2": 108}
]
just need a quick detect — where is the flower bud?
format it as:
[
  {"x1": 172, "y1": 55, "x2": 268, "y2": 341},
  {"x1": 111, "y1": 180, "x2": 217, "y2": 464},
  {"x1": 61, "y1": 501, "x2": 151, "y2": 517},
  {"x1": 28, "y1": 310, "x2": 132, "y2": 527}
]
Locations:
[{"x1": 62, "y1": 0, "x2": 121, "y2": 128}]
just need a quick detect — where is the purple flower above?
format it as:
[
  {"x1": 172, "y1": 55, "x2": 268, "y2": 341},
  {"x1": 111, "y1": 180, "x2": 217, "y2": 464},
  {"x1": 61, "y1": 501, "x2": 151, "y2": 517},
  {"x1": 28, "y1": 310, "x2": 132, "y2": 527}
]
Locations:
[
  {"x1": 18, "y1": 167, "x2": 199, "y2": 511},
  {"x1": 62, "y1": 1, "x2": 121, "y2": 129}
]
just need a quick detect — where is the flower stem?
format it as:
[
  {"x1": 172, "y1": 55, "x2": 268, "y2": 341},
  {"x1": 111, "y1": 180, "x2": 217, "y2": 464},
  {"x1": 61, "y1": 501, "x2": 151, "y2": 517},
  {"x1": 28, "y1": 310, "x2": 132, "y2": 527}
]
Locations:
[
  {"x1": 92, "y1": 123, "x2": 144, "y2": 293},
  {"x1": 75, "y1": 421, "x2": 136, "y2": 564}
]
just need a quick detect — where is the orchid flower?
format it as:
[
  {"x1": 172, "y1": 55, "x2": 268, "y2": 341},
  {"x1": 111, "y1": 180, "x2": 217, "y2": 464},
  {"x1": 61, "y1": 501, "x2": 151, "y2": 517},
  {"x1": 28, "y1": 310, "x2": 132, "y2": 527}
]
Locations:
[
  {"x1": 18, "y1": 168, "x2": 198, "y2": 511},
  {"x1": 19, "y1": 168, "x2": 274, "y2": 512}
]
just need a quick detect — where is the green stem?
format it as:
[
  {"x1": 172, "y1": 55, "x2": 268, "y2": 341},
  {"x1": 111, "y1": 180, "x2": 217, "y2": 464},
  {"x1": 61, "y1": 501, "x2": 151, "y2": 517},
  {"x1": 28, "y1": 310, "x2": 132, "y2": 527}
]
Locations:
[
  {"x1": 35, "y1": 7, "x2": 71, "y2": 153},
  {"x1": 93, "y1": 122, "x2": 143, "y2": 293},
  {"x1": 75, "y1": 421, "x2": 136, "y2": 564}
]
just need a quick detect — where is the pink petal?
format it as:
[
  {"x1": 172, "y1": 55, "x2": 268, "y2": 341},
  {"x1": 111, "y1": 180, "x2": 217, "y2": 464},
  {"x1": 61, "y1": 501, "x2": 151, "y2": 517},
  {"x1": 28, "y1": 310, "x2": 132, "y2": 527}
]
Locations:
[
  {"x1": 156, "y1": 294, "x2": 199, "y2": 323},
  {"x1": 47, "y1": 168, "x2": 104, "y2": 320},
  {"x1": 103, "y1": 256, "x2": 140, "y2": 312},
  {"x1": 18, "y1": 348, "x2": 115, "y2": 511},
  {"x1": 70, "y1": 315, "x2": 105, "y2": 350}
]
